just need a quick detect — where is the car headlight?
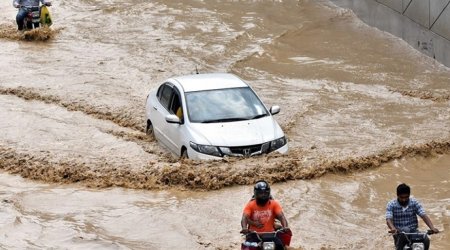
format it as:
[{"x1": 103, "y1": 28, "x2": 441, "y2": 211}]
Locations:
[
  {"x1": 270, "y1": 136, "x2": 287, "y2": 151},
  {"x1": 189, "y1": 142, "x2": 222, "y2": 157}
]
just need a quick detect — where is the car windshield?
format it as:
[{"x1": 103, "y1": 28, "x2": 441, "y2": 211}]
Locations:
[{"x1": 185, "y1": 87, "x2": 269, "y2": 123}]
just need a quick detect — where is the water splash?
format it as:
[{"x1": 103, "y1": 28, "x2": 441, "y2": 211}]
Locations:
[{"x1": 0, "y1": 23, "x2": 58, "y2": 41}]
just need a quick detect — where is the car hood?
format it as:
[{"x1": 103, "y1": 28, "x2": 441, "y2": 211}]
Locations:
[{"x1": 188, "y1": 116, "x2": 284, "y2": 146}]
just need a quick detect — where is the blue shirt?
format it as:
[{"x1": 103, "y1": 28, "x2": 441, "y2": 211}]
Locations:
[
  {"x1": 386, "y1": 197, "x2": 426, "y2": 231},
  {"x1": 13, "y1": 0, "x2": 47, "y2": 8}
]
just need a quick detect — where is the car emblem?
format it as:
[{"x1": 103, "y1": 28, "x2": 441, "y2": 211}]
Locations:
[{"x1": 243, "y1": 148, "x2": 251, "y2": 157}]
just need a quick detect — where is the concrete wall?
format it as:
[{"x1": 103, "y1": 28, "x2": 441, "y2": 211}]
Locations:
[{"x1": 330, "y1": 0, "x2": 450, "y2": 67}]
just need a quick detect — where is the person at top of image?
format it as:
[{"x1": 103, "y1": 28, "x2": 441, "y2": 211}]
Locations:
[
  {"x1": 386, "y1": 183, "x2": 439, "y2": 250},
  {"x1": 240, "y1": 180, "x2": 290, "y2": 250},
  {"x1": 12, "y1": 0, "x2": 51, "y2": 31}
]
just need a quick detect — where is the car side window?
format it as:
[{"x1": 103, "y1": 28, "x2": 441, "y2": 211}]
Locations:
[
  {"x1": 159, "y1": 85, "x2": 173, "y2": 110},
  {"x1": 156, "y1": 85, "x2": 165, "y2": 99},
  {"x1": 170, "y1": 91, "x2": 183, "y2": 121}
]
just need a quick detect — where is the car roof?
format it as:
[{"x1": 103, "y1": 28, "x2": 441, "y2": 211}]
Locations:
[{"x1": 170, "y1": 73, "x2": 248, "y2": 92}]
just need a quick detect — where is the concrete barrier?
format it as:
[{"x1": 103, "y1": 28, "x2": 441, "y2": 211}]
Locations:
[{"x1": 330, "y1": 0, "x2": 450, "y2": 67}]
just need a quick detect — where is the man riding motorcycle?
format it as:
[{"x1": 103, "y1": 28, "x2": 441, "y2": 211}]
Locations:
[
  {"x1": 386, "y1": 183, "x2": 439, "y2": 250},
  {"x1": 241, "y1": 180, "x2": 290, "y2": 250},
  {"x1": 13, "y1": 0, "x2": 52, "y2": 31}
]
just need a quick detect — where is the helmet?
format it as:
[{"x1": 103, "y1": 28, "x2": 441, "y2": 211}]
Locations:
[{"x1": 254, "y1": 180, "x2": 271, "y2": 205}]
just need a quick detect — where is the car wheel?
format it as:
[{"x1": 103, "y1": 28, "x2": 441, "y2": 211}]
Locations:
[
  {"x1": 181, "y1": 148, "x2": 188, "y2": 159},
  {"x1": 146, "y1": 120, "x2": 154, "y2": 139}
]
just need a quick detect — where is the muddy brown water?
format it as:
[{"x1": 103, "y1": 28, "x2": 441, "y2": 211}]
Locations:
[{"x1": 0, "y1": 0, "x2": 449, "y2": 249}]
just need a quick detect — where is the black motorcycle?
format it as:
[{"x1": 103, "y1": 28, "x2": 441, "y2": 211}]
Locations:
[
  {"x1": 21, "y1": 6, "x2": 41, "y2": 30},
  {"x1": 394, "y1": 230, "x2": 436, "y2": 250},
  {"x1": 241, "y1": 228, "x2": 292, "y2": 250}
]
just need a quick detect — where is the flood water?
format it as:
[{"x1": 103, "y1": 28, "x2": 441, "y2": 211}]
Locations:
[{"x1": 0, "y1": 0, "x2": 449, "y2": 249}]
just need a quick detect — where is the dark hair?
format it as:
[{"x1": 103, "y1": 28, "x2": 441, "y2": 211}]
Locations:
[{"x1": 397, "y1": 183, "x2": 410, "y2": 196}]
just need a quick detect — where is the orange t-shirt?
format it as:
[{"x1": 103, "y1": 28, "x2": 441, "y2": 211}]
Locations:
[{"x1": 243, "y1": 199, "x2": 283, "y2": 233}]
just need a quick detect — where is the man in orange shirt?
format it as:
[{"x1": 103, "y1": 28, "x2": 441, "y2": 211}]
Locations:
[{"x1": 240, "y1": 180, "x2": 290, "y2": 249}]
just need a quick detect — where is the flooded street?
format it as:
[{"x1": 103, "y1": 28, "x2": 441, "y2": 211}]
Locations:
[
  {"x1": 1, "y1": 155, "x2": 448, "y2": 249},
  {"x1": 0, "y1": 0, "x2": 449, "y2": 249}
]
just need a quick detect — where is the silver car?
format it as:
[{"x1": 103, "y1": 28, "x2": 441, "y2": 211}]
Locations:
[{"x1": 145, "y1": 73, "x2": 288, "y2": 160}]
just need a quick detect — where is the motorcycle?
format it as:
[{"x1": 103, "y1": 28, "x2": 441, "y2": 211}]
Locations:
[
  {"x1": 394, "y1": 230, "x2": 436, "y2": 250},
  {"x1": 19, "y1": 3, "x2": 52, "y2": 30},
  {"x1": 241, "y1": 228, "x2": 292, "y2": 250},
  {"x1": 22, "y1": 6, "x2": 41, "y2": 30}
]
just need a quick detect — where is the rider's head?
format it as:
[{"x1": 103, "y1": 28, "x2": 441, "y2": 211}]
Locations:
[
  {"x1": 396, "y1": 183, "x2": 410, "y2": 206},
  {"x1": 254, "y1": 180, "x2": 271, "y2": 206}
]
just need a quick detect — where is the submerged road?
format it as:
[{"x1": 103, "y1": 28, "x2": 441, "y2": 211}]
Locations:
[{"x1": 0, "y1": 0, "x2": 449, "y2": 249}]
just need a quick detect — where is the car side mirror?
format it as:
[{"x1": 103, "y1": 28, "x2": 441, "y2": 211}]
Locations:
[
  {"x1": 165, "y1": 114, "x2": 181, "y2": 124},
  {"x1": 270, "y1": 105, "x2": 280, "y2": 115}
]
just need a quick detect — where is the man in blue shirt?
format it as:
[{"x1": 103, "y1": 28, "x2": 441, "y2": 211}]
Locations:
[{"x1": 386, "y1": 183, "x2": 439, "y2": 250}]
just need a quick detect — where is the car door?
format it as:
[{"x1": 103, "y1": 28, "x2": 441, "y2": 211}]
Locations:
[
  {"x1": 164, "y1": 87, "x2": 185, "y2": 155},
  {"x1": 152, "y1": 83, "x2": 174, "y2": 151}
]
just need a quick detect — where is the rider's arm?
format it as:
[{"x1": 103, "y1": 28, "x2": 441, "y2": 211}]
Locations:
[
  {"x1": 273, "y1": 201, "x2": 288, "y2": 228},
  {"x1": 415, "y1": 199, "x2": 439, "y2": 233},
  {"x1": 420, "y1": 214, "x2": 439, "y2": 233},
  {"x1": 276, "y1": 211, "x2": 288, "y2": 228},
  {"x1": 386, "y1": 218, "x2": 397, "y2": 233},
  {"x1": 241, "y1": 202, "x2": 253, "y2": 232},
  {"x1": 241, "y1": 214, "x2": 249, "y2": 230},
  {"x1": 385, "y1": 201, "x2": 397, "y2": 233},
  {"x1": 13, "y1": 0, "x2": 20, "y2": 8},
  {"x1": 41, "y1": 0, "x2": 51, "y2": 6}
]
